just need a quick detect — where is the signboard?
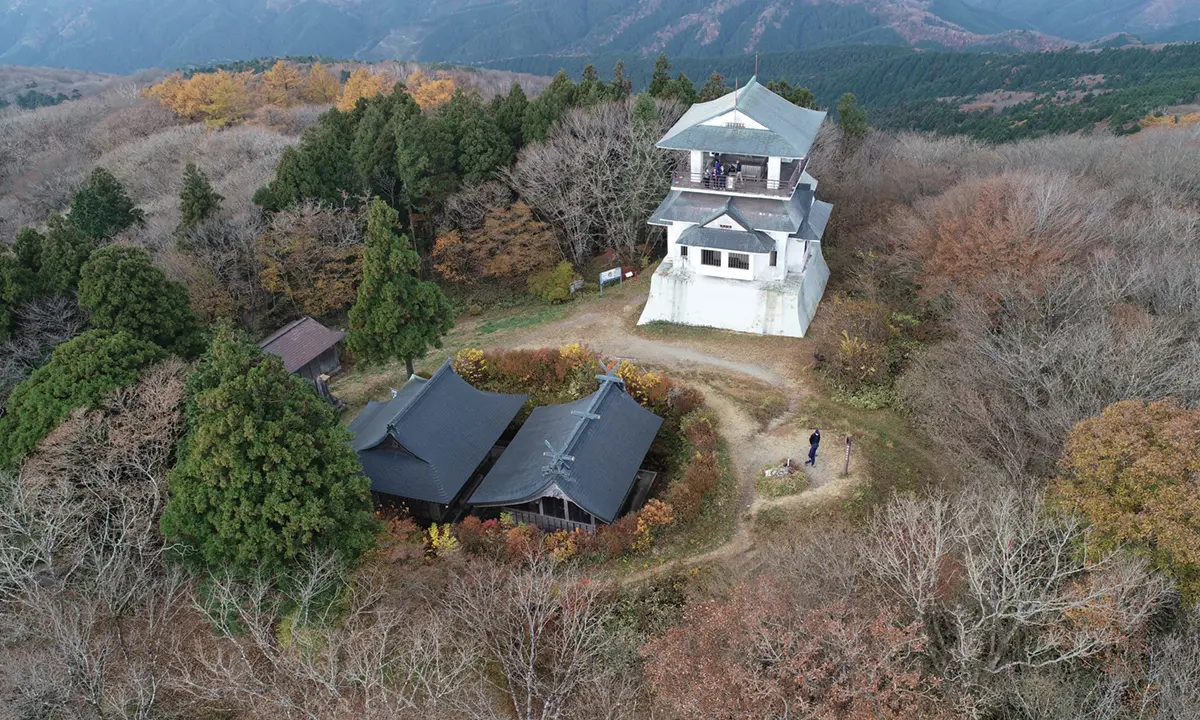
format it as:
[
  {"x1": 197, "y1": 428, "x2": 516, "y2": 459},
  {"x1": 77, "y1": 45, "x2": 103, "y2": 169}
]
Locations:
[{"x1": 599, "y1": 267, "x2": 623, "y2": 295}]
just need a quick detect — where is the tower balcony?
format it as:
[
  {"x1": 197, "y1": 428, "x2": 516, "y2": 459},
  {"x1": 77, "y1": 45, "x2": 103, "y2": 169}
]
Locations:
[{"x1": 672, "y1": 157, "x2": 808, "y2": 199}]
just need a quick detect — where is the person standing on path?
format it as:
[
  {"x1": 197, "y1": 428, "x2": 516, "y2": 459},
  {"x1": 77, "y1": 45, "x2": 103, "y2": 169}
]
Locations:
[{"x1": 805, "y1": 429, "x2": 821, "y2": 466}]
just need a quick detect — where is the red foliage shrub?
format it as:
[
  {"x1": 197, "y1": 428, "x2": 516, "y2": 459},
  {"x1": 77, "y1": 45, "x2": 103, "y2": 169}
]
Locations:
[
  {"x1": 681, "y1": 409, "x2": 718, "y2": 454},
  {"x1": 666, "y1": 384, "x2": 704, "y2": 418},
  {"x1": 597, "y1": 514, "x2": 640, "y2": 558},
  {"x1": 504, "y1": 523, "x2": 543, "y2": 562},
  {"x1": 666, "y1": 451, "x2": 720, "y2": 524}
]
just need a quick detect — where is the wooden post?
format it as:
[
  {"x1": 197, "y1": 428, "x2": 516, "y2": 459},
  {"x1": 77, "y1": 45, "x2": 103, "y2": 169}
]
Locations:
[{"x1": 842, "y1": 435, "x2": 853, "y2": 477}]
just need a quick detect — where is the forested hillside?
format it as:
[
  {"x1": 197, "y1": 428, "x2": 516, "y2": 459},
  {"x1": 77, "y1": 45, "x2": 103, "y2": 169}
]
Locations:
[
  {"x1": 492, "y1": 44, "x2": 1200, "y2": 140},
  {"x1": 2, "y1": 53, "x2": 1200, "y2": 719},
  {"x1": 6, "y1": 0, "x2": 1200, "y2": 73}
]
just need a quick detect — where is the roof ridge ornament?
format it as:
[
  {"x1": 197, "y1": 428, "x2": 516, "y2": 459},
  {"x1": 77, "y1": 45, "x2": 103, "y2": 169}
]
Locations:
[
  {"x1": 595, "y1": 360, "x2": 626, "y2": 387},
  {"x1": 541, "y1": 439, "x2": 578, "y2": 484}
]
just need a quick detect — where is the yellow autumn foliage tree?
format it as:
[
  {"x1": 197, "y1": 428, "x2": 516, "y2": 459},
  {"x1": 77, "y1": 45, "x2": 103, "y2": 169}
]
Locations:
[
  {"x1": 407, "y1": 69, "x2": 456, "y2": 110},
  {"x1": 262, "y1": 60, "x2": 304, "y2": 107},
  {"x1": 143, "y1": 69, "x2": 257, "y2": 126},
  {"x1": 303, "y1": 62, "x2": 341, "y2": 104},
  {"x1": 1053, "y1": 398, "x2": 1200, "y2": 599},
  {"x1": 338, "y1": 67, "x2": 394, "y2": 111}
]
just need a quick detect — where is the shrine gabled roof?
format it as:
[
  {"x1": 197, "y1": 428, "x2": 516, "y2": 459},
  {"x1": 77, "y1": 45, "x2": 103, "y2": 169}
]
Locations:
[
  {"x1": 348, "y1": 361, "x2": 527, "y2": 504},
  {"x1": 469, "y1": 381, "x2": 663, "y2": 523},
  {"x1": 658, "y1": 76, "x2": 827, "y2": 158}
]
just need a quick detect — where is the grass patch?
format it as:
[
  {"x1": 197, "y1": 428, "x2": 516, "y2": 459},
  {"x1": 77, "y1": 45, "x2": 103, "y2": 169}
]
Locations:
[
  {"x1": 756, "y1": 465, "x2": 809, "y2": 498},
  {"x1": 475, "y1": 305, "x2": 565, "y2": 335},
  {"x1": 636, "y1": 319, "x2": 728, "y2": 339},
  {"x1": 787, "y1": 388, "x2": 952, "y2": 515}
]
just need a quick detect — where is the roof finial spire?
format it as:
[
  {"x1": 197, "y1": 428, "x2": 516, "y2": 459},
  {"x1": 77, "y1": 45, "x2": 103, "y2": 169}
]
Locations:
[{"x1": 755, "y1": 53, "x2": 759, "y2": 77}]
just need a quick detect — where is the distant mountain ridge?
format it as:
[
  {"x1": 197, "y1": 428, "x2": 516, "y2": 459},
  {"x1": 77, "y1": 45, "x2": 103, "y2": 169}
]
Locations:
[{"x1": 3, "y1": 0, "x2": 1200, "y2": 74}]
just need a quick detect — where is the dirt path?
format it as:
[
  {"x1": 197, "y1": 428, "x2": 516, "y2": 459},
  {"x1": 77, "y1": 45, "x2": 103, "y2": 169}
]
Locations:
[{"x1": 499, "y1": 291, "x2": 865, "y2": 585}]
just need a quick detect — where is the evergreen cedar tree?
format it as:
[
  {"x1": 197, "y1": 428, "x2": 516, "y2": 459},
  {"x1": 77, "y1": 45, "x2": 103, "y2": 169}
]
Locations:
[
  {"x1": 347, "y1": 199, "x2": 453, "y2": 377},
  {"x1": 0, "y1": 330, "x2": 166, "y2": 468},
  {"x1": 1053, "y1": 398, "x2": 1200, "y2": 599},
  {"x1": 32, "y1": 214, "x2": 97, "y2": 294},
  {"x1": 252, "y1": 62, "x2": 634, "y2": 216},
  {"x1": 699, "y1": 72, "x2": 729, "y2": 102},
  {"x1": 77, "y1": 245, "x2": 203, "y2": 358},
  {"x1": 177, "y1": 162, "x2": 223, "y2": 233},
  {"x1": 160, "y1": 324, "x2": 376, "y2": 574},
  {"x1": 837, "y1": 92, "x2": 868, "y2": 141},
  {"x1": 68, "y1": 167, "x2": 145, "y2": 240},
  {"x1": 647, "y1": 53, "x2": 697, "y2": 106}
]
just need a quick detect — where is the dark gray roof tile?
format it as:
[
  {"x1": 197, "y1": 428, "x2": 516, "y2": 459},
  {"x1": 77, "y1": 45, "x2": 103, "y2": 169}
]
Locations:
[
  {"x1": 470, "y1": 381, "x2": 662, "y2": 523},
  {"x1": 348, "y1": 361, "x2": 526, "y2": 504}
]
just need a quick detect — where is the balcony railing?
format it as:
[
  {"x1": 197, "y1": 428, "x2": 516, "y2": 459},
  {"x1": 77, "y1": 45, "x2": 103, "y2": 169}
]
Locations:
[
  {"x1": 672, "y1": 158, "x2": 806, "y2": 198},
  {"x1": 506, "y1": 509, "x2": 597, "y2": 534}
]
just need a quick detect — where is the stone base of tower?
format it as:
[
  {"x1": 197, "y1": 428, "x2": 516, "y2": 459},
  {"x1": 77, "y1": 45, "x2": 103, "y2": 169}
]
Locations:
[{"x1": 637, "y1": 250, "x2": 829, "y2": 338}]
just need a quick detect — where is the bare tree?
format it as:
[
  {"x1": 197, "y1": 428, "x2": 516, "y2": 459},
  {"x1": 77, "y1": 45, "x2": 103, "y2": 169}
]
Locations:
[
  {"x1": 0, "y1": 294, "x2": 88, "y2": 405},
  {"x1": 506, "y1": 97, "x2": 682, "y2": 266},
  {"x1": 864, "y1": 488, "x2": 1174, "y2": 715},
  {"x1": 445, "y1": 556, "x2": 619, "y2": 720}
]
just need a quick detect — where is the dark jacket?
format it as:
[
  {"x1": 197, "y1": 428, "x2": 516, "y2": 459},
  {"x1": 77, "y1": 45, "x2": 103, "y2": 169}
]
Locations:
[{"x1": 809, "y1": 430, "x2": 821, "y2": 447}]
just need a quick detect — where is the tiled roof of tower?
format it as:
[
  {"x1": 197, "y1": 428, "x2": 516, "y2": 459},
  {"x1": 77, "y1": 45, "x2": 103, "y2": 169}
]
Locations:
[
  {"x1": 648, "y1": 189, "x2": 822, "y2": 236},
  {"x1": 469, "y1": 380, "x2": 663, "y2": 523},
  {"x1": 258, "y1": 317, "x2": 345, "y2": 374},
  {"x1": 657, "y1": 77, "x2": 827, "y2": 158},
  {"x1": 348, "y1": 361, "x2": 527, "y2": 504},
  {"x1": 677, "y1": 226, "x2": 776, "y2": 254}
]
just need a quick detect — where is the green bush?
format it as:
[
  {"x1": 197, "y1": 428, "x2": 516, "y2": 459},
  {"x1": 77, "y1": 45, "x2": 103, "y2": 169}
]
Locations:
[
  {"x1": 527, "y1": 261, "x2": 576, "y2": 304},
  {"x1": 0, "y1": 330, "x2": 166, "y2": 466}
]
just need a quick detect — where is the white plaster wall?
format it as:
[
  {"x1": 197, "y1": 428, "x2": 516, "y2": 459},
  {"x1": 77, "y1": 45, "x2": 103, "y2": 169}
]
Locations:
[
  {"x1": 639, "y1": 242, "x2": 830, "y2": 338},
  {"x1": 785, "y1": 238, "x2": 808, "y2": 273},
  {"x1": 695, "y1": 250, "x2": 755, "y2": 280}
]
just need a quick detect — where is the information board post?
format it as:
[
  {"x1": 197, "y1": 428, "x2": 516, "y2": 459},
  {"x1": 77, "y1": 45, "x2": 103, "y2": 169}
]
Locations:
[{"x1": 599, "y1": 267, "x2": 622, "y2": 295}]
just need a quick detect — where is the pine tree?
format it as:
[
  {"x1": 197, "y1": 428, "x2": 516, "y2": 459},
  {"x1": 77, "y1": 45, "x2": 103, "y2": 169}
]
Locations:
[
  {"x1": 177, "y1": 163, "x2": 223, "y2": 233},
  {"x1": 78, "y1": 245, "x2": 202, "y2": 357},
  {"x1": 347, "y1": 199, "x2": 453, "y2": 377},
  {"x1": 699, "y1": 72, "x2": 729, "y2": 102},
  {"x1": 68, "y1": 167, "x2": 145, "y2": 240},
  {"x1": 161, "y1": 324, "x2": 376, "y2": 574}
]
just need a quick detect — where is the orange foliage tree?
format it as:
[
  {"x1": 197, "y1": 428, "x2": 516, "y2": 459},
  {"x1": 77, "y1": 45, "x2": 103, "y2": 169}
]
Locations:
[
  {"x1": 255, "y1": 203, "x2": 365, "y2": 318},
  {"x1": 896, "y1": 172, "x2": 1104, "y2": 306},
  {"x1": 407, "y1": 69, "x2": 456, "y2": 110},
  {"x1": 1053, "y1": 398, "x2": 1200, "y2": 598},
  {"x1": 337, "y1": 67, "x2": 395, "y2": 112},
  {"x1": 432, "y1": 201, "x2": 559, "y2": 284}
]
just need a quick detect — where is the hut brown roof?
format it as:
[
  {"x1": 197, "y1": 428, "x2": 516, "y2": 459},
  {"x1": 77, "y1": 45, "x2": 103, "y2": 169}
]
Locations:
[{"x1": 258, "y1": 317, "x2": 345, "y2": 374}]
